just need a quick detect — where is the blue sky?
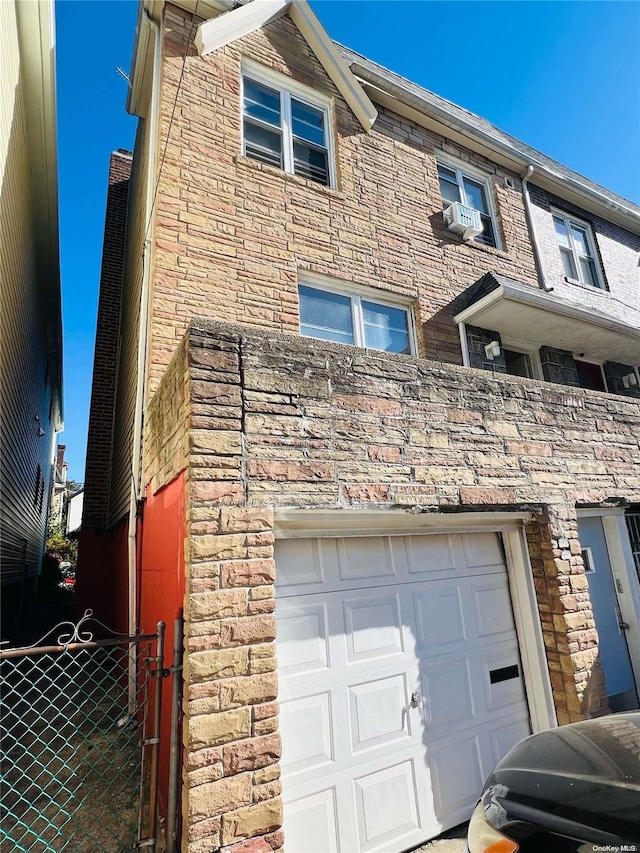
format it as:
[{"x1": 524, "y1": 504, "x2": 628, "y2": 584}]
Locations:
[{"x1": 55, "y1": 0, "x2": 640, "y2": 481}]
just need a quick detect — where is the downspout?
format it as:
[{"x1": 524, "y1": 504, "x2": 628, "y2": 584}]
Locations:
[
  {"x1": 521, "y1": 165, "x2": 554, "y2": 293},
  {"x1": 127, "y1": 10, "x2": 162, "y2": 646}
]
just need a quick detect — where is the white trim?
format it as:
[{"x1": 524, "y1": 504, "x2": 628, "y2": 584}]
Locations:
[
  {"x1": 274, "y1": 509, "x2": 533, "y2": 538},
  {"x1": 437, "y1": 156, "x2": 502, "y2": 250},
  {"x1": 500, "y1": 336, "x2": 544, "y2": 381},
  {"x1": 272, "y1": 510, "x2": 556, "y2": 733},
  {"x1": 502, "y1": 529, "x2": 557, "y2": 732},
  {"x1": 196, "y1": 0, "x2": 289, "y2": 55},
  {"x1": 241, "y1": 59, "x2": 336, "y2": 188},
  {"x1": 297, "y1": 275, "x2": 418, "y2": 356},
  {"x1": 195, "y1": 0, "x2": 377, "y2": 131},
  {"x1": 601, "y1": 513, "x2": 640, "y2": 700},
  {"x1": 458, "y1": 321, "x2": 470, "y2": 368},
  {"x1": 576, "y1": 507, "x2": 629, "y2": 518},
  {"x1": 551, "y1": 207, "x2": 604, "y2": 290}
]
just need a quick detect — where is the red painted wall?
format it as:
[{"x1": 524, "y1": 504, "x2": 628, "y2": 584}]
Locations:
[
  {"x1": 139, "y1": 472, "x2": 186, "y2": 818},
  {"x1": 76, "y1": 518, "x2": 130, "y2": 634}
]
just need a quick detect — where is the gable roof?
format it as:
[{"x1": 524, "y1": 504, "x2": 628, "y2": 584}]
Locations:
[{"x1": 194, "y1": 0, "x2": 378, "y2": 131}]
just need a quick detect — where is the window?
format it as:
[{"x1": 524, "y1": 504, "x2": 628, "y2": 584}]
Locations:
[
  {"x1": 298, "y1": 283, "x2": 414, "y2": 355},
  {"x1": 581, "y1": 547, "x2": 595, "y2": 574},
  {"x1": 503, "y1": 348, "x2": 533, "y2": 379},
  {"x1": 552, "y1": 211, "x2": 602, "y2": 288},
  {"x1": 575, "y1": 359, "x2": 606, "y2": 392},
  {"x1": 242, "y1": 70, "x2": 332, "y2": 186},
  {"x1": 437, "y1": 162, "x2": 497, "y2": 246}
]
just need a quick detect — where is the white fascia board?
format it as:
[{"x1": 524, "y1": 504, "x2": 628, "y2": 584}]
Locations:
[
  {"x1": 195, "y1": 0, "x2": 377, "y2": 132},
  {"x1": 453, "y1": 286, "x2": 505, "y2": 325},
  {"x1": 195, "y1": 0, "x2": 290, "y2": 55},
  {"x1": 274, "y1": 509, "x2": 532, "y2": 538},
  {"x1": 288, "y1": 1, "x2": 377, "y2": 131}
]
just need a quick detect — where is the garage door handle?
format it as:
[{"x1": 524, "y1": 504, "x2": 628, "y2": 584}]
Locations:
[{"x1": 410, "y1": 691, "x2": 421, "y2": 709}]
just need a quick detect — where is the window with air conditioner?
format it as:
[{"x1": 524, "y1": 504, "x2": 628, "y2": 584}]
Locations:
[
  {"x1": 242, "y1": 64, "x2": 333, "y2": 187},
  {"x1": 298, "y1": 280, "x2": 416, "y2": 355},
  {"x1": 552, "y1": 210, "x2": 604, "y2": 288},
  {"x1": 437, "y1": 162, "x2": 498, "y2": 247}
]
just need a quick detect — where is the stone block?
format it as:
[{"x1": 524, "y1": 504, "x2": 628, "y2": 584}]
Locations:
[
  {"x1": 223, "y1": 733, "x2": 282, "y2": 775},
  {"x1": 220, "y1": 673, "x2": 278, "y2": 709},
  {"x1": 188, "y1": 773, "x2": 252, "y2": 821},
  {"x1": 220, "y1": 798, "x2": 283, "y2": 847},
  {"x1": 189, "y1": 648, "x2": 249, "y2": 682},
  {"x1": 190, "y1": 589, "x2": 247, "y2": 621},
  {"x1": 220, "y1": 615, "x2": 277, "y2": 647},
  {"x1": 189, "y1": 707, "x2": 251, "y2": 751}
]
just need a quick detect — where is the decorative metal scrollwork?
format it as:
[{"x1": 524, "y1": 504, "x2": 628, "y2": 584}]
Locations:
[{"x1": 5, "y1": 609, "x2": 131, "y2": 652}]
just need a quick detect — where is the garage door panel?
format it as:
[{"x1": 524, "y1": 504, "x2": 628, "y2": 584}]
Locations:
[
  {"x1": 353, "y1": 758, "x2": 423, "y2": 852},
  {"x1": 420, "y1": 657, "x2": 474, "y2": 729},
  {"x1": 471, "y1": 575, "x2": 516, "y2": 638},
  {"x1": 342, "y1": 592, "x2": 404, "y2": 663},
  {"x1": 276, "y1": 600, "x2": 330, "y2": 676},
  {"x1": 283, "y1": 787, "x2": 340, "y2": 853},
  {"x1": 482, "y1": 651, "x2": 527, "y2": 713},
  {"x1": 405, "y1": 534, "x2": 456, "y2": 575},
  {"x1": 462, "y1": 531, "x2": 506, "y2": 569},
  {"x1": 279, "y1": 690, "x2": 334, "y2": 775},
  {"x1": 429, "y1": 731, "x2": 485, "y2": 822},
  {"x1": 339, "y1": 536, "x2": 398, "y2": 582},
  {"x1": 348, "y1": 673, "x2": 413, "y2": 753},
  {"x1": 488, "y1": 715, "x2": 531, "y2": 768},
  {"x1": 276, "y1": 537, "x2": 324, "y2": 589},
  {"x1": 412, "y1": 584, "x2": 467, "y2": 651}
]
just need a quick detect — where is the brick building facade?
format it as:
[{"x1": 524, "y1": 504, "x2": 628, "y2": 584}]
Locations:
[{"x1": 79, "y1": 2, "x2": 640, "y2": 851}]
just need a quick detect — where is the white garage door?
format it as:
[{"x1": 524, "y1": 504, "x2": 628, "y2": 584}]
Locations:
[{"x1": 275, "y1": 531, "x2": 531, "y2": 853}]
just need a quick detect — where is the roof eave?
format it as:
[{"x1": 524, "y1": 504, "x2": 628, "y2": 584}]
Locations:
[{"x1": 351, "y1": 63, "x2": 640, "y2": 236}]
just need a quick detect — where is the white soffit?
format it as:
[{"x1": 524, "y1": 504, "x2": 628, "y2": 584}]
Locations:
[
  {"x1": 455, "y1": 285, "x2": 640, "y2": 366},
  {"x1": 195, "y1": 0, "x2": 378, "y2": 131}
]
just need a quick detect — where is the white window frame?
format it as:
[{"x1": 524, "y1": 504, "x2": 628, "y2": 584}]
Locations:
[
  {"x1": 241, "y1": 58, "x2": 336, "y2": 188},
  {"x1": 500, "y1": 336, "x2": 544, "y2": 381},
  {"x1": 298, "y1": 273, "x2": 418, "y2": 356},
  {"x1": 551, "y1": 208, "x2": 604, "y2": 289},
  {"x1": 437, "y1": 156, "x2": 502, "y2": 249}
]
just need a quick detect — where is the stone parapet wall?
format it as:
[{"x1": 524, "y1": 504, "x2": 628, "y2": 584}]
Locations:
[{"x1": 148, "y1": 320, "x2": 640, "y2": 852}]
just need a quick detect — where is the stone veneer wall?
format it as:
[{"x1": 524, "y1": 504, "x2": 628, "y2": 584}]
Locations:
[
  {"x1": 144, "y1": 320, "x2": 640, "y2": 852},
  {"x1": 149, "y1": 3, "x2": 539, "y2": 396}
]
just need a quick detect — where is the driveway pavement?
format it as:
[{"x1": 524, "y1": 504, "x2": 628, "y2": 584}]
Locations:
[{"x1": 411, "y1": 823, "x2": 467, "y2": 852}]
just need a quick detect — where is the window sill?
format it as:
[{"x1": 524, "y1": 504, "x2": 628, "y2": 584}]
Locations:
[
  {"x1": 562, "y1": 276, "x2": 609, "y2": 293},
  {"x1": 235, "y1": 155, "x2": 345, "y2": 199}
]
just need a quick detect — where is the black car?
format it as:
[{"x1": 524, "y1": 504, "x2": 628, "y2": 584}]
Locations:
[{"x1": 465, "y1": 712, "x2": 640, "y2": 853}]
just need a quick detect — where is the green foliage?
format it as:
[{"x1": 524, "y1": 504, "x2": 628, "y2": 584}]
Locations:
[{"x1": 45, "y1": 520, "x2": 78, "y2": 566}]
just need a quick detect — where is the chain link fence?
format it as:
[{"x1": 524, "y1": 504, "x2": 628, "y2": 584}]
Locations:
[{"x1": 0, "y1": 613, "x2": 164, "y2": 853}]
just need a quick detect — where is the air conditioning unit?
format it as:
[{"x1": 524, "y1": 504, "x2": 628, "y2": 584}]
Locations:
[{"x1": 443, "y1": 202, "x2": 482, "y2": 240}]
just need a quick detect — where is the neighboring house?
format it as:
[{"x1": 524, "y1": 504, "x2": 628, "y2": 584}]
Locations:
[
  {"x1": 79, "y1": 1, "x2": 640, "y2": 850},
  {"x1": 50, "y1": 444, "x2": 69, "y2": 527},
  {"x1": 0, "y1": 0, "x2": 63, "y2": 634},
  {"x1": 66, "y1": 490, "x2": 84, "y2": 535}
]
